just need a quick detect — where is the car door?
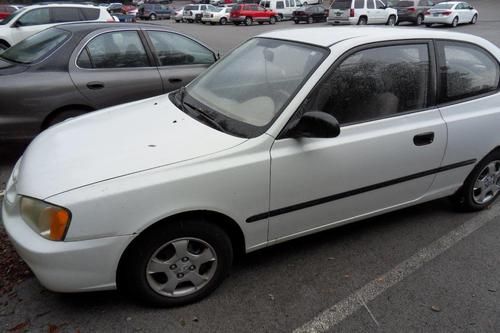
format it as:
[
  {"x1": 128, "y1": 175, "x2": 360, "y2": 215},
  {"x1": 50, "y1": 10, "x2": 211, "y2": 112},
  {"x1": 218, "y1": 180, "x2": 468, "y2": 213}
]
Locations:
[
  {"x1": 268, "y1": 42, "x2": 447, "y2": 240},
  {"x1": 70, "y1": 29, "x2": 163, "y2": 109},
  {"x1": 461, "y1": 2, "x2": 473, "y2": 21},
  {"x1": 10, "y1": 7, "x2": 51, "y2": 44},
  {"x1": 144, "y1": 30, "x2": 216, "y2": 92}
]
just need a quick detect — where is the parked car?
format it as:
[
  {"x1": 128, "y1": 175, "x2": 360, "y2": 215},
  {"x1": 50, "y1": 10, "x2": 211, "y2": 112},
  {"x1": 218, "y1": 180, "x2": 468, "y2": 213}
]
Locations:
[
  {"x1": 201, "y1": 6, "x2": 231, "y2": 24},
  {"x1": 424, "y1": 1, "x2": 477, "y2": 27},
  {"x1": 230, "y1": 4, "x2": 278, "y2": 25},
  {"x1": 183, "y1": 4, "x2": 217, "y2": 22},
  {"x1": 260, "y1": 0, "x2": 303, "y2": 21},
  {"x1": 0, "y1": 4, "x2": 113, "y2": 51},
  {"x1": 123, "y1": 5, "x2": 138, "y2": 16},
  {"x1": 0, "y1": 4, "x2": 24, "y2": 21},
  {"x1": 4, "y1": 27, "x2": 500, "y2": 307},
  {"x1": 0, "y1": 23, "x2": 217, "y2": 142},
  {"x1": 292, "y1": 4, "x2": 328, "y2": 23},
  {"x1": 107, "y1": 2, "x2": 124, "y2": 14},
  {"x1": 327, "y1": 0, "x2": 397, "y2": 25},
  {"x1": 300, "y1": 0, "x2": 321, "y2": 5},
  {"x1": 174, "y1": 6, "x2": 185, "y2": 22},
  {"x1": 393, "y1": 0, "x2": 434, "y2": 25},
  {"x1": 137, "y1": 3, "x2": 172, "y2": 20}
]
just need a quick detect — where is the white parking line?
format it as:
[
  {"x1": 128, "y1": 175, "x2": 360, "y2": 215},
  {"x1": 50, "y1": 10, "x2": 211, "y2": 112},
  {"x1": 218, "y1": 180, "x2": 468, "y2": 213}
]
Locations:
[{"x1": 294, "y1": 203, "x2": 500, "y2": 333}]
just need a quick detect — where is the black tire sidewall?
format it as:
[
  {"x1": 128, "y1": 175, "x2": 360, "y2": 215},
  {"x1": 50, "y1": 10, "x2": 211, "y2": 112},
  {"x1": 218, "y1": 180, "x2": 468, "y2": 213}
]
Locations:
[{"x1": 120, "y1": 219, "x2": 233, "y2": 307}]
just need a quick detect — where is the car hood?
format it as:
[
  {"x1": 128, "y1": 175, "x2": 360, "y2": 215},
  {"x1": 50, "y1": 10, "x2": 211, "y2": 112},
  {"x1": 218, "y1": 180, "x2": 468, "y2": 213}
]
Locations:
[{"x1": 16, "y1": 94, "x2": 247, "y2": 199}]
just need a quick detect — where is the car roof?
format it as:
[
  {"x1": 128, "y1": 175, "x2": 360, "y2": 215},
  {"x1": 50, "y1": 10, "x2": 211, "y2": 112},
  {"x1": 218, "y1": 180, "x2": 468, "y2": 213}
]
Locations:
[
  {"x1": 258, "y1": 27, "x2": 487, "y2": 48},
  {"x1": 23, "y1": 4, "x2": 105, "y2": 9},
  {"x1": 53, "y1": 22, "x2": 175, "y2": 33}
]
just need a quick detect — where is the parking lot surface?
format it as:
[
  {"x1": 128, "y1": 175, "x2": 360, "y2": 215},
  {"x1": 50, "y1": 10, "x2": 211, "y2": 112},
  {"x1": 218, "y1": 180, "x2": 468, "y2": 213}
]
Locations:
[{"x1": 1, "y1": 0, "x2": 500, "y2": 331}]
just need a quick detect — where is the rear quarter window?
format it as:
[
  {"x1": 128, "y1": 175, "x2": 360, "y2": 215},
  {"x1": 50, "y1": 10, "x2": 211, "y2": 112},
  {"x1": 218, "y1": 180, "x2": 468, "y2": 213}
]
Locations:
[
  {"x1": 331, "y1": 0, "x2": 351, "y2": 9},
  {"x1": 80, "y1": 8, "x2": 100, "y2": 20}
]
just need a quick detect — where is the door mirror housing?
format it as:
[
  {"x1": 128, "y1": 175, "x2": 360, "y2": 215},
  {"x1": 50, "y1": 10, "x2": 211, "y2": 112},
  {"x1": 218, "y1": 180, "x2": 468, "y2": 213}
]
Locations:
[{"x1": 286, "y1": 111, "x2": 340, "y2": 139}]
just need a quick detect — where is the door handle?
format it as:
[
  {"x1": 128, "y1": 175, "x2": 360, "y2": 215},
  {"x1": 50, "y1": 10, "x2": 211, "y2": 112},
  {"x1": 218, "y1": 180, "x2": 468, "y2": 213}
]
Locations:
[
  {"x1": 86, "y1": 82, "x2": 105, "y2": 90},
  {"x1": 413, "y1": 132, "x2": 435, "y2": 146},
  {"x1": 168, "y1": 78, "x2": 182, "y2": 83}
]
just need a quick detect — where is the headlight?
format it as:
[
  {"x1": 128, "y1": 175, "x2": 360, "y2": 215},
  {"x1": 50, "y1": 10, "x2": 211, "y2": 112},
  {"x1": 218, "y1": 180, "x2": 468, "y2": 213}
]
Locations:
[{"x1": 20, "y1": 197, "x2": 71, "y2": 241}]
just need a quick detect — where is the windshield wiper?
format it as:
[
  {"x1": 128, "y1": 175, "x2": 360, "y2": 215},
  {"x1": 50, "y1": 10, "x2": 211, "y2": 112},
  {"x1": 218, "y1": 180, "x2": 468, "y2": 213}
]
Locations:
[{"x1": 184, "y1": 101, "x2": 226, "y2": 132}]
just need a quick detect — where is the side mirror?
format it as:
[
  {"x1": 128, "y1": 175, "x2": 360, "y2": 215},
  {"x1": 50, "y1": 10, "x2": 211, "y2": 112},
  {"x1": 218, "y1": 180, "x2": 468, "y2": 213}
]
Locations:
[{"x1": 286, "y1": 111, "x2": 340, "y2": 139}]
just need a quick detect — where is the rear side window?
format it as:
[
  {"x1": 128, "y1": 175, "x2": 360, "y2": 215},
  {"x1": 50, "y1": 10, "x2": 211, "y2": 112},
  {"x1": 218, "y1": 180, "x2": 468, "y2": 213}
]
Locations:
[
  {"x1": 277, "y1": 1, "x2": 285, "y2": 9},
  {"x1": 438, "y1": 41, "x2": 500, "y2": 103},
  {"x1": 50, "y1": 7, "x2": 82, "y2": 23},
  {"x1": 396, "y1": 1, "x2": 414, "y2": 6},
  {"x1": 80, "y1": 8, "x2": 100, "y2": 20},
  {"x1": 78, "y1": 31, "x2": 150, "y2": 68},
  {"x1": 147, "y1": 31, "x2": 215, "y2": 66},
  {"x1": 367, "y1": 0, "x2": 375, "y2": 9},
  {"x1": 355, "y1": 0, "x2": 364, "y2": 9},
  {"x1": 331, "y1": 0, "x2": 351, "y2": 9},
  {"x1": 305, "y1": 44, "x2": 430, "y2": 125}
]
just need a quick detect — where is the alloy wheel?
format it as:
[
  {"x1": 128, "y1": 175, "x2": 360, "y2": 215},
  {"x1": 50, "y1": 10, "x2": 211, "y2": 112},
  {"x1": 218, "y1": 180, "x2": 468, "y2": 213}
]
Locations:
[{"x1": 472, "y1": 161, "x2": 500, "y2": 205}]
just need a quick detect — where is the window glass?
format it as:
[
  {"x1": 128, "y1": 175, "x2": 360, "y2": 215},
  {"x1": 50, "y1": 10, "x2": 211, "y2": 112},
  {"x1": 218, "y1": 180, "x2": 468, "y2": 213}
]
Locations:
[
  {"x1": 433, "y1": 3, "x2": 453, "y2": 9},
  {"x1": 305, "y1": 44, "x2": 430, "y2": 125},
  {"x1": 367, "y1": 0, "x2": 375, "y2": 9},
  {"x1": 331, "y1": 0, "x2": 351, "y2": 9},
  {"x1": 147, "y1": 31, "x2": 214, "y2": 66},
  {"x1": 277, "y1": 1, "x2": 285, "y2": 8},
  {"x1": 285, "y1": 0, "x2": 290, "y2": 7},
  {"x1": 290, "y1": 0, "x2": 295, "y2": 6},
  {"x1": 377, "y1": 0, "x2": 385, "y2": 9},
  {"x1": 79, "y1": 31, "x2": 149, "y2": 68},
  {"x1": 0, "y1": 28, "x2": 70, "y2": 64},
  {"x1": 355, "y1": 0, "x2": 364, "y2": 9},
  {"x1": 262, "y1": 1, "x2": 271, "y2": 8},
  {"x1": 396, "y1": 1, "x2": 413, "y2": 6},
  {"x1": 81, "y1": 8, "x2": 100, "y2": 20},
  {"x1": 17, "y1": 8, "x2": 50, "y2": 26},
  {"x1": 51, "y1": 8, "x2": 82, "y2": 23},
  {"x1": 441, "y1": 42, "x2": 499, "y2": 102}
]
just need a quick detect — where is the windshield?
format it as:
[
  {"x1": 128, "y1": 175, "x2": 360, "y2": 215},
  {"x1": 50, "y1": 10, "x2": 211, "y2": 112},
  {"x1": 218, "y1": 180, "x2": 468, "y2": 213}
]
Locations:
[
  {"x1": 0, "y1": 7, "x2": 25, "y2": 25},
  {"x1": 0, "y1": 28, "x2": 70, "y2": 64},
  {"x1": 180, "y1": 38, "x2": 328, "y2": 138},
  {"x1": 433, "y1": 3, "x2": 454, "y2": 9},
  {"x1": 331, "y1": 0, "x2": 351, "y2": 9}
]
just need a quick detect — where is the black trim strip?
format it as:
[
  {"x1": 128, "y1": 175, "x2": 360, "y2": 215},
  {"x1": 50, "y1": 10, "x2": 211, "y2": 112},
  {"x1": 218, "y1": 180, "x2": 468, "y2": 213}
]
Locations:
[{"x1": 246, "y1": 159, "x2": 476, "y2": 223}]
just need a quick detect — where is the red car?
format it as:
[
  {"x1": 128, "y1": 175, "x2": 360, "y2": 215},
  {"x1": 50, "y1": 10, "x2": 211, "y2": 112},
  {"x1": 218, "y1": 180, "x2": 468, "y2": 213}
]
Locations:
[
  {"x1": 0, "y1": 4, "x2": 22, "y2": 20},
  {"x1": 230, "y1": 4, "x2": 278, "y2": 25}
]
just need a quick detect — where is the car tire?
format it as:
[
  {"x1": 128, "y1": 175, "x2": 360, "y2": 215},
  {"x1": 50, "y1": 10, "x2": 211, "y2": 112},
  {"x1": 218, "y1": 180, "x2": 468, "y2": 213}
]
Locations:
[
  {"x1": 357, "y1": 16, "x2": 367, "y2": 25},
  {"x1": 118, "y1": 218, "x2": 233, "y2": 307},
  {"x1": 415, "y1": 14, "x2": 423, "y2": 25},
  {"x1": 220, "y1": 17, "x2": 227, "y2": 25},
  {"x1": 45, "y1": 110, "x2": 88, "y2": 128},
  {"x1": 303, "y1": 1, "x2": 308, "y2": 4},
  {"x1": 294, "y1": 19, "x2": 299, "y2": 24},
  {"x1": 277, "y1": 14, "x2": 283, "y2": 21},
  {"x1": 307, "y1": 16, "x2": 313, "y2": 24},
  {"x1": 244, "y1": 16, "x2": 252, "y2": 25},
  {"x1": 0, "y1": 40, "x2": 10, "y2": 52},
  {"x1": 451, "y1": 16, "x2": 458, "y2": 27},
  {"x1": 269, "y1": 16, "x2": 276, "y2": 24},
  {"x1": 452, "y1": 151, "x2": 500, "y2": 212},
  {"x1": 386, "y1": 15, "x2": 396, "y2": 26},
  {"x1": 470, "y1": 14, "x2": 477, "y2": 24},
  {"x1": 150, "y1": 13, "x2": 157, "y2": 20}
]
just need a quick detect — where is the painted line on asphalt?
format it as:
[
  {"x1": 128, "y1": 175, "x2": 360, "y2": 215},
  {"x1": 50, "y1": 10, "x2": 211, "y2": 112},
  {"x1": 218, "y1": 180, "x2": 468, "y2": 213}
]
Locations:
[{"x1": 293, "y1": 203, "x2": 500, "y2": 333}]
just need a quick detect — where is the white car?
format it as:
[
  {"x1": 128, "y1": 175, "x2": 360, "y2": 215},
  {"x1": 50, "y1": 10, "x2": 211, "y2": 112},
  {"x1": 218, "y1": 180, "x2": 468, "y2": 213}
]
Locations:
[
  {"x1": 201, "y1": 6, "x2": 231, "y2": 25},
  {"x1": 328, "y1": 0, "x2": 397, "y2": 25},
  {"x1": 0, "y1": 4, "x2": 113, "y2": 51},
  {"x1": 173, "y1": 6, "x2": 185, "y2": 22},
  {"x1": 260, "y1": 0, "x2": 304, "y2": 21},
  {"x1": 425, "y1": 1, "x2": 478, "y2": 27},
  {"x1": 3, "y1": 28, "x2": 500, "y2": 307},
  {"x1": 183, "y1": 4, "x2": 217, "y2": 23}
]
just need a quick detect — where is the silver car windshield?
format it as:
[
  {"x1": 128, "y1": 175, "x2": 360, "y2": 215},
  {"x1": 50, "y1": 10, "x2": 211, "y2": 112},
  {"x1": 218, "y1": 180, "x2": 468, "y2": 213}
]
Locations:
[{"x1": 184, "y1": 38, "x2": 327, "y2": 136}]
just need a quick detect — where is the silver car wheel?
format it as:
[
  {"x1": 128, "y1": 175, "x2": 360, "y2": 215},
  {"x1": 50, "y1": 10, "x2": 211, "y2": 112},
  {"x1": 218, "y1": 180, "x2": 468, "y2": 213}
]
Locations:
[
  {"x1": 146, "y1": 237, "x2": 217, "y2": 298},
  {"x1": 472, "y1": 161, "x2": 500, "y2": 205}
]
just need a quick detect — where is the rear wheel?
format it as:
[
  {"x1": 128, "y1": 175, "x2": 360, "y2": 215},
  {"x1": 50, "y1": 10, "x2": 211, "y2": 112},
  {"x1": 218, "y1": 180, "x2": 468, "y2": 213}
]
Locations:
[
  {"x1": 415, "y1": 14, "x2": 423, "y2": 25},
  {"x1": 244, "y1": 16, "x2": 252, "y2": 25},
  {"x1": 119, "y1": 219, "x2": 233, "y2": 307},
  {"x1": 277, "y1": 13, "x2": 283, "y2": 21},
  {"x1": 220, "y1": 17, "x2": 227, "y2": 25},
  {"x1": 294, "y1": 18, "x2": 299, "y2": 24},
  {"x1": 269, "y1": 16, "x2": 276, "y2": 24},
  {"x1": 149, "y1": 13, "x2": 157, "y2": 20},
  {"x1": 307, "y1": 16, "x2": 313, "y2": 24},
  {"x1": 470, "y1": 14, "x2": 477, "y2": 24},
  {"x1": 451, "y1": 16, "x2": 458, "y2": 27},
  {"x1": 357, "y1": 16, "x2": 367, "y2": 25},
  {"x1": 452, "y1": 151, "x2": 500, "y2": 211}
]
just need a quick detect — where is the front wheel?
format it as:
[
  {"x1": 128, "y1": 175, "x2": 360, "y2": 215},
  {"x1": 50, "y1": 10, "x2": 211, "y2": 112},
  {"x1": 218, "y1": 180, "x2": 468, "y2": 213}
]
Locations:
[
  {"x1": 452, "y1": 151, "x2": 500, "y2": 211},
  {"x1": 220, "y1": 17, "x2": 227, "y2": 25},
  {"x1": 269, "y1": 16, "x2": 276, "y2": 24},
  {"x1": 386, "y1": 15, "x2": 396, "y2": 26},
  {"x1": 470, "y1": 14, "x2": 477, "y2": 24},
  {"x1": 451, "y1": 16, "x2": 458, "y2": 27},
  {"x1": 244, "y1": 16, "x2": 252, "y2": 25},
  {"x1": 277, "y1": 14, "x2": 283, "y2": 22},
  {"x1": 149, "y1": 13, "x2": 157, "y2": 20},
  {"x1": 415, "y1": 14, "x2": 423, "y2": 25},
  {"x1": 119, "y1": 219, "x2": 233, "y2": 307}
]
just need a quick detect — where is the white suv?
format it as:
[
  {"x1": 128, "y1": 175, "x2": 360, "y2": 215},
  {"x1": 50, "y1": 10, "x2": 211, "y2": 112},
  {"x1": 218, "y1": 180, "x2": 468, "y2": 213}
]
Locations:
[
  {"x1": 328, "y1": 0, "x2": 397, "y2": 25},
  {"x1": 183, "y1": 4, "x2": 217, "y2": 23},
  {"x1": 0, "y1": 4, "x2": 113, "y2": 51}
]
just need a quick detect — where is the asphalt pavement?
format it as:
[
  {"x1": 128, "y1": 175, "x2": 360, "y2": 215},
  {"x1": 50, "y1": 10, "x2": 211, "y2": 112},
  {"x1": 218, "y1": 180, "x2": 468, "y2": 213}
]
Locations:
[{"x1": 1, "y1": 0, "x2": 500, "y2": 331}]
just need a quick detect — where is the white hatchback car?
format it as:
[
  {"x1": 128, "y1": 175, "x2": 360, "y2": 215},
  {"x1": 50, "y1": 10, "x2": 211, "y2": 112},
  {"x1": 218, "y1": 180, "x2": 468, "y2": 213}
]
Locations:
[
  {"x1": 3, "y1": 28, "x2": 500, "y2": 306},
  {"x1": 424, "y1": 1, "x2": 478, "y2": 28},
  {"x1": 0, "y1": 4, "x2": 113, "y2": 51}
]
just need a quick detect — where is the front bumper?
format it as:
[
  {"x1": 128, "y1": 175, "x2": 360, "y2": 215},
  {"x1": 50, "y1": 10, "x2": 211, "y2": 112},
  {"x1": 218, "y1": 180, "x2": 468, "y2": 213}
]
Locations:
[{"x1": 2, "y1": 194, "x2": 134, "y2": 293}]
